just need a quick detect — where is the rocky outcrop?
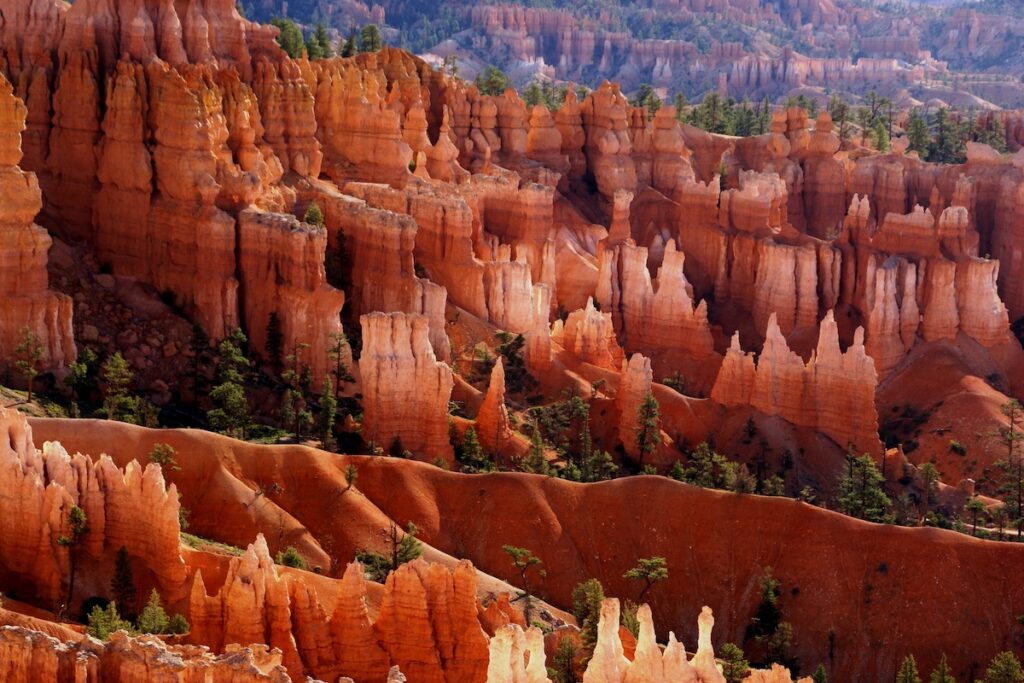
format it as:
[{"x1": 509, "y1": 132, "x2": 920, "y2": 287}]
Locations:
[
  {"x1": 581, "y1": 82, "x2": 637, "y2": 205},
  {"x1": 237, "y1": 209, "x2": 347, "y2": 386},
  {"x1": 554, "y1": 298, "x2": 624, "y2": 371},
  {"x1": 313, "y1": 60, "x2": 412, "y2": 187},
  {"x1": 0, "y1": 626, "x2": 292, "y2": 682},
  {"x1": 485, "y1": 624, "x2": 549, "y2": 683},
  {"x1": 712, "y1": 312, "x2": 880, "y2": 454},
  {"x1": 308, "y1": 184, "x2": 449, "y2": 357},
  {"x1": 582, "y1": 599, "x2": 725, "y2": 683},
  {"x1": 0, "y1": 73, "x2": 75, "y2": 376},
  {"x1": 596, "y1": 239, "x2": 716, "y2": 360},
  {"x1": 0, "y1": 406, "x2": 185, "y2": 608},
  {"x1": 617, "y1": 354, "x2": 654, "y2": 461},
  {"x1": 359, "y1": 312, "x2": 455, "y2": 463},
  {"x1": 477, "y1": 358, "x2": 513, "y2": 457}
]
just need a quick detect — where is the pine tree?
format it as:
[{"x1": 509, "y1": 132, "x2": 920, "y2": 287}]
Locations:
[
  {"x1": 523, "y1": 82, "x2": 544, "y2": 107},
  {"x1": 87, "y1": 602, "x2": 133, "y2": 640},
  {"x1": 319, "y1": 377, "x2": 337, "y2": 450},
  {"x1": 571, "y1": 578, "x2": 605, "y2": 657},
  {"x1": 981, "y1": 651, "x2": 1024, "y2": 683},
  {"x1": 340, "y1": 33, "x2": 357, "y2": 57},
  {"x1": 356, "y1": 522, "x2": 424, "y2": 582},
  {"x1": 994, "y1": 400, "x2": 1024, "y2": 537},
  {"x1": 966, "y1": 497, "x2": 986, "y2": 536},
  {"x1": 720, "y1": 643, "x2": 750, "y2": 683},
  {"x1": 271, "y1": 18, "x2": 305, "y2": 58},
  {"x1": 327, "y1": 331, "x2": 351, "y2": 398},
  {"x1": 58, "y1": 505, "x2": 89, "y2": 616},
  {"x1": 207, "y1": 329, "x2": 251, "y2": 438},
  {"x1": 906, "y1": 110, "x2": 931, "y2": 157},
  {"x1": 111, "y1": 547, "x2": 136, "y2": 618},
  {"x1": 836, "y1": 451, "x2": 891, "y2": 522},
  {"x1": 811, "y1": 664, "x2": 828, "y2": 683},
  {"x1": 475, "y1": 65, "x2": 511, "y2": 95},
  {"x1": 309, "y1": 23, "x2": 333, "y2": 59},
  {"x1": 673, "y1": 93, "x2": 689, "y2": 124},
  {"x1": 930, "y1": 654, "x2": 955, "y2": 683},
  {"x1": 138, "y1": 589, "x2": 170, "y2": 634},
  {"x1": 14, "y1": 326, "x2": 44, "y2": 401},
  {"x1": 522, "y1": 423, "x2": 550, "y2": 475},
  {"x1": 101, "y1": 352, "x2": 139, "y2": 423},
  {"x1": 503, "y1": 545, "x2": 544, "y2": 625},
  {"x1": 896, "y1": 655, "x2": 922, "y2": 683},
  {"x1": 358, "y1": 24, "x2": 382, "y2": 53},
  {"x1": 635, "y1": 392, "x2": 660, "y2": 468},
  {"x1": 551, "y1": 638, "x2": 579, "y2": 683},
  {"x1": 623, "y1": 557, "x2": 668, "y2": 602}
]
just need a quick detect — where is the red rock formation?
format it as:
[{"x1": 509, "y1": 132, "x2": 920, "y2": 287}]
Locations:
[
  {"x1": 0, "y1": 406, "x2": 185, "y2": 608},
  {"x1": 617, "y1": 353, "x2": 654, "y2": 461},
  {"x1": 712, "y1": 312, "x2": 880, "y2": 454},
  {"x1": 313, "y1": 60, "x2": 412, "y2": 187},
  {"x1": 0, "y1": 73, "x2": 74, "y2": 376},
  {"x1": 237, "y1": 209, "x2": 347, "y2": 386},
  {"x1": 596, "y1": 239, "x2": 717, "y2": 381},
  {"x1": 0, "y1": 626, "x2": 293, "y2": 682},
  {"x1": 308, "y1": 183, "x2": 449, "y2": 357},
  {"x1": 554, "y1": 298, "x2": 624, "y2": 371},
  {"x1": 581, "y1": 82, "x2": 637, "y2": 205},
  {"x1": 477, "y1": 358, "x2": 513, "y2": 457},
  {"x1": 359, "y1": 312, "x2": 455, "y2": 463}
]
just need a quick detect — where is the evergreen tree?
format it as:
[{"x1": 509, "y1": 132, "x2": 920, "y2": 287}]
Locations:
[
  {"x1": 14, "y1": 326, "x2": 43, "y2": 401},
  {"x1": 271, "y1": 18, "x2": 305, "y2": 58},
  {"x1": 358, "y1": 24, "x2": 383, "y2": 53},
  {"x1": 58, "y1": 505, "x2": 89, "y2": 616},
  {"x1": 836, "y1": 451, "x2": 891, "y2": 522},
  {"x1": 207, "y1": 329, "x2": 251, "y2": 438},
  {"x1": 896, "y1": 655, "x2": 922, "y2": 683},
  {"x1": 111, "y1": 547, "x2": 136, "y2": 618},
  {"x1": 811, "y1": 664, "x2": 828, "y2": 683},
  {"x1": 673, "y1": 93, "x2": 689, "y2": 124},
  {"x1": 906, "y1": 110, "x2": 931, "y2": 157},
  {"x1": 930, "y1": 108, "x2": 965, "y2": 164},
  {"x1": 623, "y1": 557, "x2": 668, "y2": 602},
  {"x1": 138, "y1": 589, "x2": 170, "y2": 634},
  {"x1": 982, "y1": 652, "x2": 1024, "y2": 683},
  {"x1": 682, "y1": 441, "x2": 736, "y2": 489},
  {"x1": 303, "y1": 201, "x2": 325, "y2": 227},
  {"x1": 318, "y1": 377, "x2": 337, "y2": 450},
  {"x1": 994, "y1": 400, "x2": 1024, "y2": 537},
  {"x1": 871, "y1": 117, "x2": 889, "y2": 152},
  {"x1": 635, "y1": 392, "x2": 660, "y2": 468},
  {"x1": 147, "y1": 443, "x2": 179, "y2": 471},
  {"x1": 101, "y1": 352, "x2": 139, "y2": 423},
  {"x1": 327, "y1": 331, "x2": 351, "y2": 398},
  {"x1": 475, "y1": 65, "x2": 511, "y2": 95},
  {"x1": 522, "y1": 422, "x2": 550, "y2": 475},
  {"x1": 919, "y1": 462, "x2": 940, "y2": 516},
  {"x1": 356, "y1": 522, "x2": 424, "y2": 582},
  {"x1": 503, "y1": 545, "x2": 545, "y2": 625},
  {"x1": 631, "y1": 83, "x2": 661, "y2": 118},
  {"x1": 966, "y1": 496, "x2": 986, "y2": 536},
  {"x1": 720, "y1": 643, "x2": 750, "y2": 683},
  {"x1": 306, "y1": 23, "x2": 333, "y2": 59},
  {"x1": 87, "y1": 602, "x2": 133, "y2": 640},
  {"x1": 930, "y1": 654, "x2": 955, "y2": 683},
  {"x1": 339, "y1": 32, "x2": 357, "y2": 58},
  {"x1": 978, "y1": 116, "x2": 1008, "y2": 153},
  {"x1": 571, "y1": 578, "x2": 605, "y2": 657},
  {"x1": 523, "y1": 81, "x2": 544, "y2": 107},
  {"x1": 550, "y1": 638, "x2": 579, "y2": 683},
  {"x1": 65, "y1": 347, "x2": 100, "y2": 413}
]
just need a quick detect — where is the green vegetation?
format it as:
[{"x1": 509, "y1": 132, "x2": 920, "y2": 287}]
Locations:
[
  {"x1": 623, "y1": 556, "x2": 668, "y2": 602},
  {"x1": 147, "y1": 443, "x2": 179, "y2": 471},
  {"x1": 836, "y1": 451, "x2": 891, "y2": 523},
  {"x1": 896, "y1": 655, "x2": 922, "y2": 683},
  {"x1": 475, "y1": 65, "x2": 511, "y2": 95},
  {"x1": 14, "y1": 327, "x2": 43, "y2": 402},
  {"x1": 275, "y1": 546, "x2": 309, "y2": 570},
  {"x1": 208, "y1": 329, "x2": 252, "y2": 438},
  {"x1": 634, "y1": 392, "x2": 660, "y2": 468},
  {"x1": 356, "y1": 522, "x2": 424, "y2": 582},
  {"x1": 571, "y1": 578, "x2": 604, "y2": 657},
  {"x1": 502, "y1": 545, "x2": 545, "y2": 624}
]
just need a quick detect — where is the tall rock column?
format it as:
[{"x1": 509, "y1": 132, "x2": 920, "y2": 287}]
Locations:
[
  {"x1": 359, "y1": 313, "x2": 455, "y2": 464},
  {"x1": 237, "y1": 209, "x2": 347, "y2": 388},
  {"x1": 477, "y1": 358, "x2": 512, "y2": 457},
  {"x1": 0, "y1": 73, "x2": 75, "y2": 376},
  {"x1": 617, "y1": 353, "x2": 654, "y2": 461}
]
